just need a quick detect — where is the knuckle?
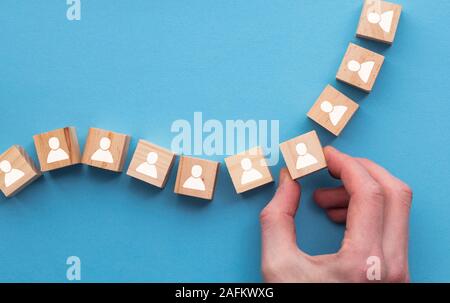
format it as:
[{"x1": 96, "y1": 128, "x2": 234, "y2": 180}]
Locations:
[
  {"x1": 338, "y1": 247, "x2": 388, "y2": 282},
  {"x1": 261, "y1": 257, "x2": 291, "y2": 281},
  {"x1": 357, "y1": 183, "x2": 385, "y2": 204},
  {"x1": 386, "y1": 263, "x2": 410, "y2": 282},
  {"x1": 259, "y1": 207, "x2": 273, "y2": 225},
  {"x1": 259, "y1": 207, "x2": 283, "y2": 230},
  {"x1": 397, "y1": 182, "x2": 413, "y2": 206},
  {"x1": 358, "y1": 157, "x2": 373, "y2": 165},
  {"x1": 337, "y1": 256, "x2": 373, "y2": 282},
  {"x1": 386, "y1": 181, "x2": 413, "y2": 208}
]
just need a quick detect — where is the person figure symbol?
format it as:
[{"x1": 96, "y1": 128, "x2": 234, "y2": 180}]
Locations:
[
  {"x1": 240, "y1": 158, "x2": 263, "y2": 185},
  {"x1": 0, "y1": 160, "x2": 25, "y2": 188},
  {"x1": 91, "y1": 137, "x2": 114, "y2": 163},
  {"x1": 182, "y1": 165, "x2": 206, "y2": 191},
  {"x1": 47, "y1": 137, "x2": 69, "y2": 164},
  {"x1": 367, "y1": 10, "x2": 394, "y2": 33},
  {"x1": 136, "y1": 151, "x2": 158, "y2": 178},
  {"x1": 347, "y1": 59, "x2": 375, "y2": 83},
  {"x1": 295, "y1": 143, "x2": 318, "y2": 169},
  {"x1": 320, "y1": 101, "x2": 348, "y2": 126}
]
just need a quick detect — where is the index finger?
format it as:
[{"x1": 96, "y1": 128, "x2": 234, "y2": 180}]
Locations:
[{"x1": 324, "y1": 146, "x2": 385, "y2": 252}]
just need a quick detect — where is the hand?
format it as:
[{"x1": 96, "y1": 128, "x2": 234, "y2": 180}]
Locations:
[{"x1": 260, "y1": 146, "x2": 412, "y2": 282}]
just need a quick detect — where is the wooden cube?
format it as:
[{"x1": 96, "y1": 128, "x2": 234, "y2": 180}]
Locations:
[
  {"x1": 307, "y1": 85, "x2": 359, "y2": 136},
  {"x1": 33, "y1": 127, "x2": 81, "y2": 171},
  {"x1": 280, "y1": 131, "x2": 327, "y2": 180},
  {"x1": 174, "y1": 156, "x2": 219, "y2": 200},
  {"x1": 356, "y1": 0, "x2": 402, "y2": 44},
  {"x1": 127, "y1": 140, "x2": 176, "y2": 188},
  {"x1": 336, "y1": 43, "x2": 384, "y2": 92},
  {"x1": 224, "y1": 146, "x2": 273, "y2": 194},
  {"x1": 0, "y1": 145, "x2": 41, "y2": 197},
  {"x1": 81, "y1": 127, "x2": 130, "y2": 172}
]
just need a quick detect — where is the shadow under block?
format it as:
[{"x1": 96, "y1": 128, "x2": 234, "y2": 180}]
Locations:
[
  {"x1": 336, "y1": 43, "x2": 384, "y2": 93},
  {"x1": 81, "y1": 128, "x2": 131, "y2": 172},
  {"x1": 224, "y1": 147, "x2": 273, "y2": 194},
  {"x1": 307, "y1": 85, "x2": 359, "y2": 136},
  {"x1": 0, "y1": 146, "x2": 41, "y2": 197},
  {"x1": 33, "y1": 127, "x2": 81, "y2": 172},
  {"x1": 280, "y1": 131, "x2": 327, "y2": 180},
  {"x1": 174, "y1": 156, "x2": 219, "y2": 200},
  {"x1": 356, "y1": 0, "x2": 402, "y2": 44},
  {"x1": 127, "y1": 140, "x2": 176, "y2": 188}
]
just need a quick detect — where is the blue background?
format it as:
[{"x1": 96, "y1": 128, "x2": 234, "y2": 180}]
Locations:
[{"x1": 0, "y1": 0, "x2": 449, "y2": 282}]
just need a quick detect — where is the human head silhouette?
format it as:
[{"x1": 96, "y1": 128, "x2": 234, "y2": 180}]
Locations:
[
  {"x1": 0, "y1": 160, "x2": 12, "y2": 173},
  {"x1": 146, "y1": 152, "x2": 158, "y2": 165},
  {"x1": 48, "y1": 137, "x2": 60, "y2": 150},
  {"x1": 348, "y1": 60, "x2": 361, "y2": 72},
  {"x1": 320, "y1": 101, "x2": 333, "y2": 113},
  {"x1": 99, "y1": 137, "x2": 111, "y2": 150},
  {"x1": 295, "y1": 143, "x2": 308, "y2": 156},
  {"x1": 240, "y1": 158, "x2": 253, "y2": 171},
  {"x1": 367, "y1": 12, "x2": 381, "y2": 24},
  {"x1": 191, "y1": 165, "x2": 202, "y2": 178}
]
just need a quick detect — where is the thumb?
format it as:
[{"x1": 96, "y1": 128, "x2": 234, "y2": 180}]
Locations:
[{"x1": 260, "y1": 168, "x2": 301, "y2": 259}]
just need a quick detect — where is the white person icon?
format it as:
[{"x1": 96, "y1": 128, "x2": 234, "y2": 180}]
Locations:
[
  {"x1": 295, "y1": 142, "x2": 318, "y2": 169},
  {"x1": 347, "y1": 59, "x2": 375, "y2": 83},
  {"x1": 0, "y1": 160, "x2": 25, "y2": 188},
  {"x1": 367, "y1": 10, "x2": 394, "y2": 33},
  {"x1": 240, "y1": 157, "x2": 263, "y2": 185},
  {"x1": 183, "y1": 165, "x2": 206, "y2": 191},
  {"x1": 91, "y1": 137, "x2": 114, "y2": 163},
  {"x1": 320, "y1": 101, "x2": 348, "y2": 126},
  {"x1": 46, "y1": 137, "x2": 69, "y2": 164},
  {"x1": 136, "y1": 151, "x2": 158, "y2": 178}
]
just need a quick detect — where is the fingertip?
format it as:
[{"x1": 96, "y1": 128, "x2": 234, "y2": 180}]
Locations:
[
  {"x1": 263, "y1": 168, "x2": 301, "y2": 218},
  {"x1": 326, "y1": 208, "x2": 347, "y2": 224},
  {"x1": 312, "y1": 188, "x2": 321, "y2": 203},
  {"x1": 323, "y1": 146, "x2": 355, "y2": 180},
  {"x1": 273, "y1": 167, "x2": 301, "y2": 203},
  {"x1": 324, "y1": 145, "x2": 338, "y2": 155},
  {"x1": 279, "y1": 167, "x2": 291, "y2": 184},
  {"x1": 313, "y1": 190, "x2": 327, "y2": 208},
  {"x1": 324, "y1": 145, "x2": 345, "y2": 164},
  {"x1": 280, "y1": 168, "x2": 301, "y2": 191}
]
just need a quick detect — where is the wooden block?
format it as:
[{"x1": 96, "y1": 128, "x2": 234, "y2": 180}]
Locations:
[
  {"x1": 33, "y1": 127, "x2": 81, "y2": 172},
  {"x1": 307, "y1": 85, "x2": 359, "y2": 136},
  {"x1": 127, "y1": 140, "x2": 176, "y2": 188},
  {"x1": 336, "y1": 43, "x2": 384, "y2": 92},
  {"x1": 174, "y1": 156, "x2": 219, "y2": 200},
  {"x1": 81, "y1": 127, "x2": 130, "y2": 172},
  {"x1": 280, "y1": 131, "x2": 327, "y2": 180},
  {"x1": 224, "y1": 147, "x2": 273, "y2": 194},
  {"x1": 0, "y1": 145, "x2": 41, "y2": 197},
  {"x1": 356, "y1": 0, "x2": 402, "y2": 44}
]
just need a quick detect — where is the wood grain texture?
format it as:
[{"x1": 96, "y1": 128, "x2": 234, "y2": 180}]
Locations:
[
  {"x1": 307, "y1": 85, "x2": 359, "y2": 136},
  {"x1": 33, "y1": 127, "x2": 81, "y2": 171},
  {"x1": 174, "y1": 156, "x2": 219, "y2": 200},
  {"x1": 224, "y1": 146, "x2": 273, "y2": 194},
  {"x1": 280, "y1": 131, "x2": 327, "y2": 180},
  {"x1": 127, "y1": 139, "x2": 176, "y2": 188},
  {"x1": 336, "y1": 43, "x2": 384, "y2": 92},
  {"x1": 0, "y1": 145, "x2": 41, "y2": 197},
  {"x1": 81, "y1": 127, "x2": 130, "y2": 172},
  {"x1": 356, "y1": 0, "x2": 402, "y2": 44}
]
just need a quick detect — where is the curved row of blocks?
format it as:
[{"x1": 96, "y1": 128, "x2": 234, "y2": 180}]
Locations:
[{"x1": 0, "y1": 0, "x2": 401, "y2": 200}]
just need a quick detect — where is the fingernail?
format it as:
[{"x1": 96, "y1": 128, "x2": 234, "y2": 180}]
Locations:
[{"x1": 279, "y1": 169, "x2": 289, "y2": 184}]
